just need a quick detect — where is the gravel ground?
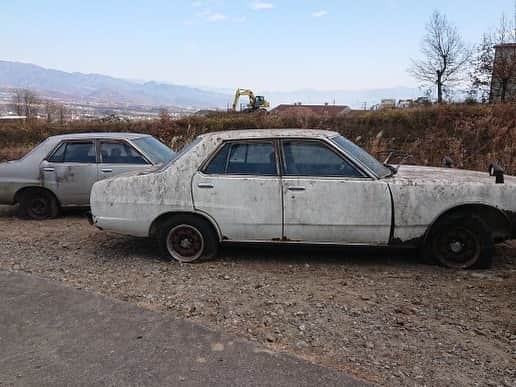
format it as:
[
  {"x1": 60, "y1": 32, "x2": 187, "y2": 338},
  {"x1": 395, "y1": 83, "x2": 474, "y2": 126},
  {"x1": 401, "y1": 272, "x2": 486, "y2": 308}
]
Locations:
[{"x1": 1, "y1": 206, "x2": 515, "y2": 386}]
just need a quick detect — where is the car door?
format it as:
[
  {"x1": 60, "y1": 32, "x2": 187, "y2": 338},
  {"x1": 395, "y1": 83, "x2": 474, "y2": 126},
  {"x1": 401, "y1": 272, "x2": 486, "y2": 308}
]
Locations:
[
  {"x1": 41, "y1": 140, "x2": 98, "y2": 206},
  {"x1": 97, "y1": 140, "x2": 151, "y2": 180},
  {"x1": 192, "y1": 140, "x2": 282, "y2": 241},
  {"x1": 280, "y1": 139, "x2": 392, "y2": 244}
]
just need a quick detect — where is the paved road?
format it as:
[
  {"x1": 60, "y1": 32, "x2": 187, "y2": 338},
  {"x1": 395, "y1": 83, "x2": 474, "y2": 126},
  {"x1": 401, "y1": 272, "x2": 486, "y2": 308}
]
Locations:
[{"x1": 0, "y1": 271, "x2": 368, "y2": 386}]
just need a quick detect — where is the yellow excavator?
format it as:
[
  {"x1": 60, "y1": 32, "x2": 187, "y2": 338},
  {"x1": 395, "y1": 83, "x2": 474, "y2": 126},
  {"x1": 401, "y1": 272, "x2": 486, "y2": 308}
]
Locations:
[{"x1": 231, "y1": 88, "x2": 270, "y2": 112}]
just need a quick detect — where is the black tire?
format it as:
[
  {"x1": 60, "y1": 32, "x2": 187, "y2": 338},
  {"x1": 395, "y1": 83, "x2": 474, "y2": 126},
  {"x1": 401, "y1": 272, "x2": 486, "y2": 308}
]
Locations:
[
  {"x1": 158, "y1": 215, "x2": 219, "y2": 263},
  {"x1": 422, "y1": 214, "x2": 493, "y2": 269},
  {"x1": 19, "y1": 190, "x2": 59, "y2": 220}
]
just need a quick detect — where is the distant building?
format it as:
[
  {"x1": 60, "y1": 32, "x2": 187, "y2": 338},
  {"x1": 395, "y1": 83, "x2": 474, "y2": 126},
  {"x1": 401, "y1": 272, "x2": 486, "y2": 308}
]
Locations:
[
  {"x1": 379, "y1": 99, "x2": 396, "y2": 110},
  {"x1": 271, "y1": 103, "x2": 351, "y2": 116},
  {"x1": 489, "y1": 43, "x2": 516, "y2": 103},
  {"x1": 0, "y1": 115, "x2": 26, "y2": 121}
]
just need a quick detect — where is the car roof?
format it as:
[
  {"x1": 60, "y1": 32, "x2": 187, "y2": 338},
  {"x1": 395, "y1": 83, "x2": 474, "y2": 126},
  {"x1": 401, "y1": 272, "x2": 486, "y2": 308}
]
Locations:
[
  {"x1": 49, "y1": 132, "x2": 150, "y2": 141},
  {"x1": 199, "y1": 129, "x2": 340, "y2": 140}
]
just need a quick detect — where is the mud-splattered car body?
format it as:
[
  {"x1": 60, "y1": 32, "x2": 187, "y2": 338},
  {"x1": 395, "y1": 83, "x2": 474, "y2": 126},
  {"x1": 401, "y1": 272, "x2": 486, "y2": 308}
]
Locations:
[
  {"x1": 90, "y1": 129, "x2": 516, "y2": 268},
  {"x1": 0, "y1": 133, "x2": 174, "y2": 219}
]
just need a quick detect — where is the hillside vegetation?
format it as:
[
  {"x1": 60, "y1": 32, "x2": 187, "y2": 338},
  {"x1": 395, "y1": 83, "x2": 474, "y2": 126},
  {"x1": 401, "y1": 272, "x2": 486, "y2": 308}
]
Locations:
[{"x1": 1, "y1": 104, "x2": 515, "y2": 174}]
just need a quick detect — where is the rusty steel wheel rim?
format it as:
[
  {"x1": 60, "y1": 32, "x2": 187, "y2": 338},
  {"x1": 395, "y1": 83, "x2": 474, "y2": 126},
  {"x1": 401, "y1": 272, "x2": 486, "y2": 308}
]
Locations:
[
  {"x1": 166, "y1": 224, "x2": 204, "y2": 262},
  {"x1": 433, "y1": 226, "x2": 480, "y2": 269},
  {"x1": 29, "y1": 197, "x2": 49, "y2": 218}
]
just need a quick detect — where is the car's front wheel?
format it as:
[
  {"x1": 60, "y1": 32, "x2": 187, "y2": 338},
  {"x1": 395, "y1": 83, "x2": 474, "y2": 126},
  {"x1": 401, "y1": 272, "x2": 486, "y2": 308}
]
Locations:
[
  {"x1": 423, "y1": 215, "x2": 493, "y2": 269},
  {"x1": 158, "y1": 215, "x2": 219, "y2": 263}
]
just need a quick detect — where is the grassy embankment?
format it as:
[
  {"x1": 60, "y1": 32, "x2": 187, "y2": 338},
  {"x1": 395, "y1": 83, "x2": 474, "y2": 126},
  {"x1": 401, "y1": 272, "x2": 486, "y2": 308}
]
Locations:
[{"x1": 1, "y1": 103, "x2": 515, "y2": 174}]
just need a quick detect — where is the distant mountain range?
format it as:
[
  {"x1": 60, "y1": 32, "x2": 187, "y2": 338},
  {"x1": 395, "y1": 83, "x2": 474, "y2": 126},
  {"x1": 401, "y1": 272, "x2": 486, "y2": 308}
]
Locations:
[
  {"x1": 0, "y1": 60, "x2": 423, "y2": 109},
  {"x1": 0, "y1": 60, "x2": 229, "y2": 109}
]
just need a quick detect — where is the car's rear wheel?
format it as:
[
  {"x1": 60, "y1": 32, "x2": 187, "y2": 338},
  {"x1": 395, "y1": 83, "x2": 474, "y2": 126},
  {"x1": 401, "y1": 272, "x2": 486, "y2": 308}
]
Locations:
[
  {"x1": 158, "y1": 215, "x2": 219, "y2": 263},
  {"x1": 19, "y1": 190, "x2": 59, "y2": 220},
  {"x1": 423, "y1": 215, "x2": 493, "y2": 269}
]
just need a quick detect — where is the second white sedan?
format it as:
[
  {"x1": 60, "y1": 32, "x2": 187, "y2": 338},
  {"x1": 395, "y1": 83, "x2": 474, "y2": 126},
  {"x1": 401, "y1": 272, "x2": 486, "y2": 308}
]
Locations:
[{"x1": 90, "y1": 129, "x2": 516, "y2": 269}]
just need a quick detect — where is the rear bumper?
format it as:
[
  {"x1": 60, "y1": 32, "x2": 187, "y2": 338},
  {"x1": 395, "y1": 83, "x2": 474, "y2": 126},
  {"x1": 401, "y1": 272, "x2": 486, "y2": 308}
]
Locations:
[{"x1": 91, "y1": 214, "x2": 150, "y2": 237}]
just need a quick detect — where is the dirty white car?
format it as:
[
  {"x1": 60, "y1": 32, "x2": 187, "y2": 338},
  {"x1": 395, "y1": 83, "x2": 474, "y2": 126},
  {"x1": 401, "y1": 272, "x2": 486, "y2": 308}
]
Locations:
[
  {"x1": 90, "y1": 129, "x2": 516, "y2": 269},
  {"x1": 0, "y1": 133, "x2": 175, "y2": 219}
]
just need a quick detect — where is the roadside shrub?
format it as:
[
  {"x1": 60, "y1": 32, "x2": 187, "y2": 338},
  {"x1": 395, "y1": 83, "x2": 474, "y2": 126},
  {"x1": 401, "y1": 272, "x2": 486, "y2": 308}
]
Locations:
[{"x1": 1, "y1": 104, "x2": 515, "y2": 174}]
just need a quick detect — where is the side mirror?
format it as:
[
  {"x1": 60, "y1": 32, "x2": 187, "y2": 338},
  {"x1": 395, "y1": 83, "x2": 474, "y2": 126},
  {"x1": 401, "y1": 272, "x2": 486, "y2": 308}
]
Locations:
[
  {"x1": 442, "y1": 156, "x2": 454, "y2": 168},
  {"x1": 488, "y1": 163, "x2": 504, "y2": 184}
]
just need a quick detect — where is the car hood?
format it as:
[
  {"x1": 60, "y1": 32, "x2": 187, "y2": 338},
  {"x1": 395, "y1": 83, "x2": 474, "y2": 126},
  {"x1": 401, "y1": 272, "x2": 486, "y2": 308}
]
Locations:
[{"x1": 388, "y1": 165, "x2": 516, "y2": 186}]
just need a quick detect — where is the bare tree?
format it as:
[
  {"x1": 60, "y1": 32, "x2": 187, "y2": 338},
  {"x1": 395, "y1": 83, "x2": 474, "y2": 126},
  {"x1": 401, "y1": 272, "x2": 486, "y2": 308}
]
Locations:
[
  {"x1": 44, "y1": 100, "x2": 56, "y2": 123},
  {"x1": 12, "y1": 89, "x2": 24, "y2": 116},
  {"x1": 24, "y1": 90, "x2": 39, "y2": 120},
  {"x1": 57, "y1": 104, "x2": 67, "y2": 124},
  {"x1": 159, "y1": 108, "x2": 171, "y2": 122},
  {"x1": 469, "y1": 34, "x2": 495, "y2": 102},
  {"x1": 409, "y1": 11, "x2": 471, "y2": 103},
  {"x1": 12, "y1": 89, "x2": 39, "y2": 120},
  {"x1": 43, "y1": 100, "x2": 68, "y2": 123},
  {"x1": 470, "y1": 15, "x2": 516, "y2": 102}
]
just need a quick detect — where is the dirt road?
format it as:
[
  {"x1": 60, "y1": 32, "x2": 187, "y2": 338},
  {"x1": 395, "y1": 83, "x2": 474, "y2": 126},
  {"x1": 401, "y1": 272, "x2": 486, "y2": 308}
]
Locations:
[{"x1": 1, "y1": 207, "x2": 515, "y2": 386}]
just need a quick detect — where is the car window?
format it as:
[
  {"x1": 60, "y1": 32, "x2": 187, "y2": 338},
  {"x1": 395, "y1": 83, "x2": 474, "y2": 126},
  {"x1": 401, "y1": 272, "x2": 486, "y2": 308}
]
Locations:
[
  {"x1": 64, "y1": 142, "x2": 96, "y2": 163},
  {"x1": 282, "y1": 141, "x2": 363, "y2": 177},
  {"x1": 204, "y1": 142, "x2": 277, "y2": 176},
  {"x1": 227, "y1": 143, "x2": 277, "y2": 175},
  {"x1": 48, "y1": 141, "x2": 96, "y2": 163},
  {"x1": 100, "y1": 141, "x2": 148, "y2": 164},
  {"x1": 48, "y1": 142, "x2": 67, "y2": 162}
]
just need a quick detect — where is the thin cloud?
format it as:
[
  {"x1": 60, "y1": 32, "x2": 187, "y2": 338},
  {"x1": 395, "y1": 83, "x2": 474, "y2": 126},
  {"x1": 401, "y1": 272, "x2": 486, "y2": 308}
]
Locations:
[
  {"x1": 312, "y1": 10, "x2": 328, "y2": 18},
  {"x1": 196, "y1": 8, "x2": 228, "y2": 22},
  {"x1": 252, "y1": 2, "x2": 274, "y2": 10},
  {"x1": 207, "y1": 12, "x2": 227, "y2": 21}
]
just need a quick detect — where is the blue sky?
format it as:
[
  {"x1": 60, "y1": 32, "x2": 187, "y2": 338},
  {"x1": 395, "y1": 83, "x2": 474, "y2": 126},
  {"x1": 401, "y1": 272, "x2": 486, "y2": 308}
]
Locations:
[{"x1": 1, "y1": 0, "x2": 514, "y2": 91}]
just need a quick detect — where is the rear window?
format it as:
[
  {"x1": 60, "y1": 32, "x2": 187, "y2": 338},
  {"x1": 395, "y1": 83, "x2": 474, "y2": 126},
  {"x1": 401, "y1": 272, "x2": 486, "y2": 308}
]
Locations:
[
  {"x1": 204, "y1": 141, "x2": 278, "y2": 176},
  {"x1": 48, "y1": 141, "x2": 96, "y2": 163}
]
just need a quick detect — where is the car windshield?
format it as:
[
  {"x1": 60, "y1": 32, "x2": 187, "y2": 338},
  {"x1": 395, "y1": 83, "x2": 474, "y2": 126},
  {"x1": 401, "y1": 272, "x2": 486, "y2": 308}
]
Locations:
[
  {"x1": 132, "y1": 136, "x2": 176, "y2": 164},
  {"x1": 330, "y1": 135, "x2": 391, "y2": 178}
]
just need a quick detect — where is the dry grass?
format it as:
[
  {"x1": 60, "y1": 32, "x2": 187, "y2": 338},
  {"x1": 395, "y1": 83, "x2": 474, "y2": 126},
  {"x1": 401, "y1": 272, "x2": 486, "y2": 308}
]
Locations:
[{"x1": 1, "y1": 104, "x2": 515, "y2": 174}]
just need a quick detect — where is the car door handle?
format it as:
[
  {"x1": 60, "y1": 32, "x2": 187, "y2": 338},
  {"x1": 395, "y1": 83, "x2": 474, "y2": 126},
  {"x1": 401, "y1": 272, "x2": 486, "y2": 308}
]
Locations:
[
  {"x1": 101, "y1": 168, "x2": 113, "y2": 173},
  {"x1": 198, "y1": 183, "x2": 214, "y2": 189},
  {"x1": 43, "y1": 167, "x2": 55, "y2": 172},
  {"x1": 288, "y1": 186, "x2": 306, "y2": 191}
]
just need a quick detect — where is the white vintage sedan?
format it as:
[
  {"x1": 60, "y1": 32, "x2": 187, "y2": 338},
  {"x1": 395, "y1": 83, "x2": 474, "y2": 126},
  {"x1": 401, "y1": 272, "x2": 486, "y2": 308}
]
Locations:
[{"x1": 90, "y1": 129, "x2": 516, "y2": 269}]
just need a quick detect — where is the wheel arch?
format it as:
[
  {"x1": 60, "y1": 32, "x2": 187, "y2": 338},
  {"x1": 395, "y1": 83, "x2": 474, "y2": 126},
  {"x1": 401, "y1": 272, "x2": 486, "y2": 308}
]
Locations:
[
  {"x1": 148, "y1": 211, "x2": 222, "y2": 241},
  {"x1": 14, "y1": 186, "x2": 61, "y2": 207},
  {"x1": 423, "y1": 203, "x2": 511, "y2": 245}
]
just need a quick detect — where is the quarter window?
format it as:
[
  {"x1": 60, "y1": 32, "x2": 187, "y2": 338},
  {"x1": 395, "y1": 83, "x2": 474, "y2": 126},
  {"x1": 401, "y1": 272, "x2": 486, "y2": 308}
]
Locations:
[
  {"x1": 282, "y1": 141, "x2": 363, "y2": 177},
  {"x1": 205, "y1": 143, "x2": 230, "y2": 174},
  {"x1": 100, "y1": 141, "x2": 148, "y2": 164},
  {"x1": 204, "y1": 142, "x2": 277, "y2": 176}
]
